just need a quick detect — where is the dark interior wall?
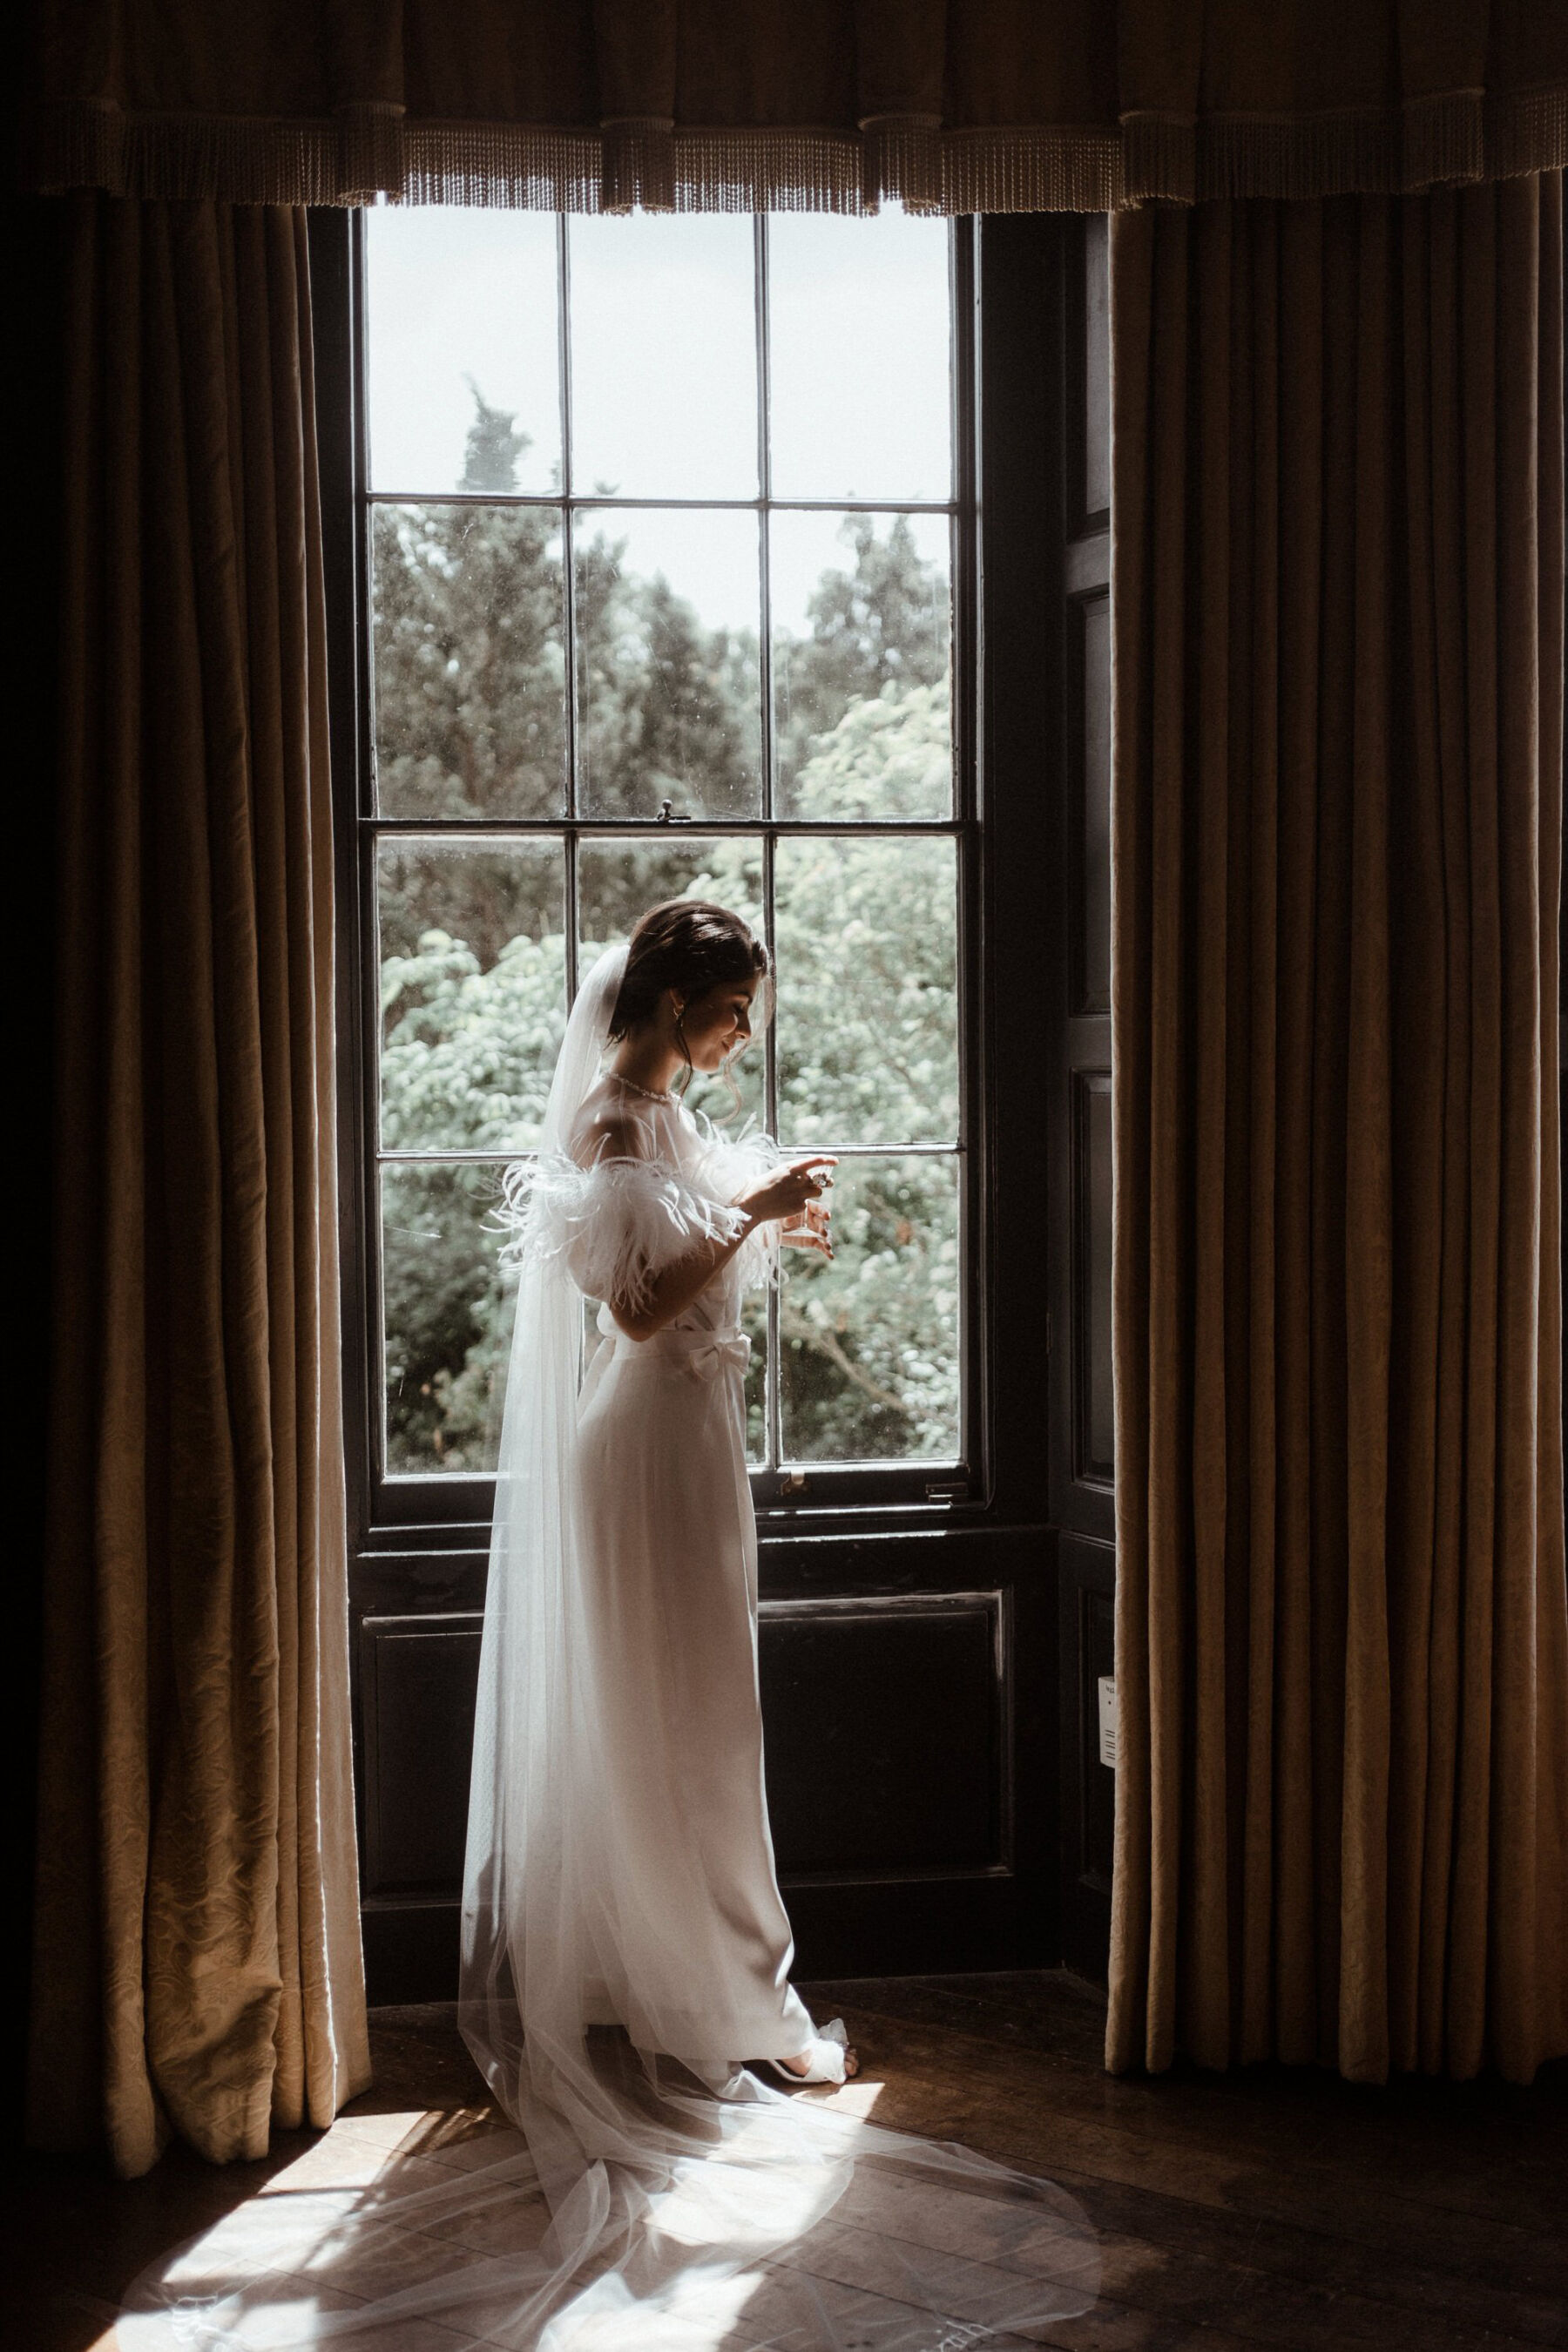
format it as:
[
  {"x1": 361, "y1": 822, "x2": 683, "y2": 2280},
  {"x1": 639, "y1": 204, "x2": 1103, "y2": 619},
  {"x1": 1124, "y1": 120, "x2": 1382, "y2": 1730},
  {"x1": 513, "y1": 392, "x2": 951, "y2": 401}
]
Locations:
[{"x1": 10, "y1": 177, "x2": 68, "y2": 2132}]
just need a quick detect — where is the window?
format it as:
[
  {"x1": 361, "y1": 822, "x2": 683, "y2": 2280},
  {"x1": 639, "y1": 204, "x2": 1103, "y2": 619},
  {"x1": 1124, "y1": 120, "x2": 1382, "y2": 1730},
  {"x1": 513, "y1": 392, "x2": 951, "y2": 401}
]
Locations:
[
  {"x1": 321, "y1": 210, "x2": 1100, "y2": 1990},
  {"x1": 355, "y1": 205, "x2": 975, "y2": 1512}
]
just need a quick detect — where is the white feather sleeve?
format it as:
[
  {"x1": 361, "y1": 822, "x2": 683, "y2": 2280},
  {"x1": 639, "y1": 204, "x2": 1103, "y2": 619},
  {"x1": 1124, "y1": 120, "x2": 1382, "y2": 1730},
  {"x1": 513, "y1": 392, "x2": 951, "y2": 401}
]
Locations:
[
  {"x1": 684, "y1": 1119, "x2": 787, "y2": 1297},
  {"x1": 497, "y1": 1150, "x2": 759, "y2": 1316}
]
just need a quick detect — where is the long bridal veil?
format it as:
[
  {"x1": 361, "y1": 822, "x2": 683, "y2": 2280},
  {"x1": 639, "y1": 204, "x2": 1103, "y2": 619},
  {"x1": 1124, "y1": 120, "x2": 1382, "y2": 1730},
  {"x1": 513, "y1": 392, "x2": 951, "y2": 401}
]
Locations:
[{"x1": 118, "y1": 945, "x2": 1101, "y2": 2350}]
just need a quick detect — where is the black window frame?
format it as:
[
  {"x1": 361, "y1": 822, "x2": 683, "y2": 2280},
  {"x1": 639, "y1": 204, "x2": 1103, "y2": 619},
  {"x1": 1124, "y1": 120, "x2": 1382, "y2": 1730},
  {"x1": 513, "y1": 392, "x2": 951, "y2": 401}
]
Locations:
[{"x1": 324, "y1": 204, "x2": 997, "y2": 1541}]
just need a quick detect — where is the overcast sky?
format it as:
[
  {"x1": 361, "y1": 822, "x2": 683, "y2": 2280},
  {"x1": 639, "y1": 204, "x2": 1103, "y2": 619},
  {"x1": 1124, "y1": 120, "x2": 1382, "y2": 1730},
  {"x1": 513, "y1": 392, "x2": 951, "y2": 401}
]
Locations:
[{"x1": 365, "y1": 204, "x2": 952, "y2": 635}]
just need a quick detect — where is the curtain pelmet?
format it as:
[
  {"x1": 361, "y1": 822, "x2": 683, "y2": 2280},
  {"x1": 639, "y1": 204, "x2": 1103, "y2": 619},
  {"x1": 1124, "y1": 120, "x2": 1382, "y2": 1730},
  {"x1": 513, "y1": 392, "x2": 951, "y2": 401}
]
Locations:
[
  {"x1": 20, "y1": 0, "x2": 1568, "y2": 211},
  {"x1": 26, "y1": 194, "x2": 369, "y2": 2176},
  {"x1": 1105, "y1": 174, "x2": 1567, "y2": 2085}
]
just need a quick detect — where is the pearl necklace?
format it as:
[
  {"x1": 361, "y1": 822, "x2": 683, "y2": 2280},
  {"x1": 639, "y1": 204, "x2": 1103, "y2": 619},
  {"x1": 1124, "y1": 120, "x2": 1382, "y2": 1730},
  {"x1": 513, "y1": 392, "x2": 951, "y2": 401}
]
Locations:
[{"x1": 608, "y1": 1070, "x2": 673, "y2": 1105}]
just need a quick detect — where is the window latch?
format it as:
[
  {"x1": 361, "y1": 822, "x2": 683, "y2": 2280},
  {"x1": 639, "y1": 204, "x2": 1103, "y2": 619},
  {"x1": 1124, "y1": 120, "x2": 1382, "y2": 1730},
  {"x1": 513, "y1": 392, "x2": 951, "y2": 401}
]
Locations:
[
  {"x1": 777, "y1": 1470, "x2": 808, "y2": 1497},
  {"x1": 654, "y1": 798, "x2": 691, "y2": 824}
]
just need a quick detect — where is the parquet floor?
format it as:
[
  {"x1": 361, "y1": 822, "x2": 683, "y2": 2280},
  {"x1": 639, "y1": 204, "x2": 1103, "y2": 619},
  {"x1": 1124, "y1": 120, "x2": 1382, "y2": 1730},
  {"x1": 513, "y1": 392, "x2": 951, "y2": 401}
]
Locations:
[{"x1": 9, "y1": 1972, "x2": 1565, "y2": 2350}]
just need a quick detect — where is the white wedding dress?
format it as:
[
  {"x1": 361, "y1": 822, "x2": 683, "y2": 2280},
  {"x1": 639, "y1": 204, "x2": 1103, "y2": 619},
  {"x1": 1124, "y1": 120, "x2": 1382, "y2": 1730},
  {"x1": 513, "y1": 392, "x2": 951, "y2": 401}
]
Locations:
[
  {"x1": 552, "y1": 1073, "x2": 827, "y2": 2075},
  {"x1": 118, "y1": 945, "x2": 1100, "y2": 2351}
]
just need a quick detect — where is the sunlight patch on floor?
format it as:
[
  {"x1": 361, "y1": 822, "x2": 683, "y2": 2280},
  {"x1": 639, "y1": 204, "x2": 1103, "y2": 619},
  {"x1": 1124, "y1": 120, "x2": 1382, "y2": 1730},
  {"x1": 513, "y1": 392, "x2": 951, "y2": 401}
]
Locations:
[{"x1": 794, "y1": 2076, "x2": 886, "y2": 2119}]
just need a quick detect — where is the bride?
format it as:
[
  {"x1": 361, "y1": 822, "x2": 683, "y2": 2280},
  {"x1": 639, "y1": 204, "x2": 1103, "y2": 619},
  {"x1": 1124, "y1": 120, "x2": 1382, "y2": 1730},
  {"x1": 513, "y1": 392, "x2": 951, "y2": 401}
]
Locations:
[
  {"x1": 467, "y1": 899, "x2": 860, "y2": 2096},
  {"x1": 120, "y1": 899, "x2": 1100, "y2": 2349},
  {"x1": 449, "y1": 896, "x2": 1100, "y2": 2343}
]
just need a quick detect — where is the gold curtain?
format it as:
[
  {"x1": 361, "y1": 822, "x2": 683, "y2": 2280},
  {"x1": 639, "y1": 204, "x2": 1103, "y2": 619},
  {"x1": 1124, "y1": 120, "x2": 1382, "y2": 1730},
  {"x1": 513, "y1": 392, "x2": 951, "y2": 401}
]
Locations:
[
  {"x1": 22, "y1": 0, "x2": 1568, "y2": 213},
  {"x1": 27, "y1": 195, "x2": 370, "y2": 2177},
  {"x1": 1106, "y1": 173, "x2": 1567, "y2": 2084}
]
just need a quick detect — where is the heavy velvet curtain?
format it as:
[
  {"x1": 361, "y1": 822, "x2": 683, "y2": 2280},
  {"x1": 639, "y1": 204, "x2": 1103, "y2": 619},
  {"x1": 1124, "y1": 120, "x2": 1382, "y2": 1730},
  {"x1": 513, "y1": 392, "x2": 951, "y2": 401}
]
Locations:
[
  {"x1": 23, "y1": 0, "x2": 1568, "y2": 213},
  {"x1": 1106, "y1": 173, "x2": 1567, "y2": 2084},
  {"x1": 27, "y1": 195, "x2": 370, "y2": 2177}
]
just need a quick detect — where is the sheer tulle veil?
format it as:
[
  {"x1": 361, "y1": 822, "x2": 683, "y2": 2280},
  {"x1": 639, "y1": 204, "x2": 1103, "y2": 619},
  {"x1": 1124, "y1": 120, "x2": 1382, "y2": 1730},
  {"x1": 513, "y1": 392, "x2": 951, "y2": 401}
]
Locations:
[
  {"x1": 459, "y1": 941, "x2": 629, "y2": 2114},
  {"x1": 118, "y1": 940, "x2": 1102, "y2": 2349}
]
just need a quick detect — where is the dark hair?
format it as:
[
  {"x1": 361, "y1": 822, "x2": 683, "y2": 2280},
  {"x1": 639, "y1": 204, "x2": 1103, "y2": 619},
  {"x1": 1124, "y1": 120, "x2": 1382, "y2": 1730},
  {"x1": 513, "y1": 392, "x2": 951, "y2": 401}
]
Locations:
[{"x1": 608, "y1": 899, "x2": 772, "y2": 1099}]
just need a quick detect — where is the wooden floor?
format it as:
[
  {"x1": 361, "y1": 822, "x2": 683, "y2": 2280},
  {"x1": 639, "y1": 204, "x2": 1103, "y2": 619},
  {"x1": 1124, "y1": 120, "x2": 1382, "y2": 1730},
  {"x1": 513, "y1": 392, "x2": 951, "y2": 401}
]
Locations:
[{"x1": 10, "y1": 1971, "x2": 1565, "y2": 2350}]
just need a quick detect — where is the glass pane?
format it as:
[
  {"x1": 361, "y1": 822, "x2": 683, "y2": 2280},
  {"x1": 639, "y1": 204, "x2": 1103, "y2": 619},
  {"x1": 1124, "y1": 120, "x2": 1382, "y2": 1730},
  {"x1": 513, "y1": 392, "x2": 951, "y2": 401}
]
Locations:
[
  {"x1": 740, "y1": 1287, "x2": 767, "y2": 1464},
  {"x1": 577, "y1": 838, "x2": 766, "y2": 1131},
  {"x1": 781, "y1": 1154, "x2": 960, "y2": 1463},
  {"x1": 774, "y1": 835, "x2": 957, "y2": 1146},
  {"x1": 379, "y1": 840, "x2": 566, "y2": 1153},
  {"x1": 383, "y1": 1161, "x2": 519, "y2": 1476},
  {"x1": 372, "y1": 504, "x2": 567, "y2": 818},
  {"x1": 770, "y1": 510, "x2": 951, "y2": 816},
  {"x1": 568, "y1": 214, "x2": 757, "y2": 499},
  {"x1": 768, "y1": 211, "x2": 951, "y2": 502},
  {"x1": 367, "y1": 208, "x2": 561, "y2": 496},
  {"x1": 575, "y1": 510, "x2": 761, "y2": 819}
]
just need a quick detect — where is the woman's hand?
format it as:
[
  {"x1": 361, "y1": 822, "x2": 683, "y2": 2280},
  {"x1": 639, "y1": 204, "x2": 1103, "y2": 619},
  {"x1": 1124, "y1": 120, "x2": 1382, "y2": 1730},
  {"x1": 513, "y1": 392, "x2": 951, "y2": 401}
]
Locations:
[
  {"x1": 737, "y1": 1154, "x2": 837, "y2": 1259},
  {"x1": 779, "y1": 1194, "x2": 833, "y2": 1258}
]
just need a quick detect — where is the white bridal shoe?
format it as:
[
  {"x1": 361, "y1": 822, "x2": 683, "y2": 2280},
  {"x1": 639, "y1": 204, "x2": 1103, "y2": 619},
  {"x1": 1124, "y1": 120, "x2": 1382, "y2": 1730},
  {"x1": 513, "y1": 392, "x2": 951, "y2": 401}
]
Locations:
[{"x1": 760, "y1": 2017, "x2": 853, "y2": 2086}]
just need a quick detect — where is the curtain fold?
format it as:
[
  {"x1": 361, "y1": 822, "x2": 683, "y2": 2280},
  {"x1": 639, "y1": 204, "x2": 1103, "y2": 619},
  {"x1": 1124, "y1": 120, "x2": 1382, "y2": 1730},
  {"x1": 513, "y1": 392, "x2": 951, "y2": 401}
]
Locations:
[
  {"x1": 26, "y1": 194, "x2": 370, "y2": 2178},
  {"x1": 1106, "y1": 172, "x2": 1567, "y2": 2085},
  {"x1": 21, "y1": 0, "x2": 1568, "y2": 213}
]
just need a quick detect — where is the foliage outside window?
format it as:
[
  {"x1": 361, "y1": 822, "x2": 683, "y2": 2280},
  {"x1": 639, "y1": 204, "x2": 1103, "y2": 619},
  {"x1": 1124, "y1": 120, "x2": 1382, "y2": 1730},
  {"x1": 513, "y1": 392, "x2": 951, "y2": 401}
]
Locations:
[{"x1": 363, "y1": 207, "x2": 968, "y2": 1484}]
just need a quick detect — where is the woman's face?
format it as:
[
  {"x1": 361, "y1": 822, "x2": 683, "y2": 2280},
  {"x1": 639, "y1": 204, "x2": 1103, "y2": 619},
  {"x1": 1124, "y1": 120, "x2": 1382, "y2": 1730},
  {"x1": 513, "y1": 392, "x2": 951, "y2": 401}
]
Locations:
[{"x1": 677, "y1": 973, "x2": 759, "y2": 1071}]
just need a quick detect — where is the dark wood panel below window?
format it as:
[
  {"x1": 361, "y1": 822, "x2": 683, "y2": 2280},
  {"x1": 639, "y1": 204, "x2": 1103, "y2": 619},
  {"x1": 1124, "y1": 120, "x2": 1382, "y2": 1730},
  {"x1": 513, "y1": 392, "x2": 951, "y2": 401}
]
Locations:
[
  {"x1": 359, "y1": 1615, "x2": 482, "y2": 1898},
  {"x1": 358, "y1": 1593, "x2": 1010, "y2": 1904},
  {"x1": 760, "y1": 1594, "x2": 1006, "y2": 1879},
  {"x1": 353, "y1": 1529, "x2": 1056, "y2": 2001}
]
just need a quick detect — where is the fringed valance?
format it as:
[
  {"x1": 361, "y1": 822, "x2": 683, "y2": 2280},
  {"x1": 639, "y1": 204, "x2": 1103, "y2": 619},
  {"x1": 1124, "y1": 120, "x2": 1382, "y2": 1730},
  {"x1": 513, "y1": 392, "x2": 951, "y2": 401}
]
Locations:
[{"x1": 23, "y1": 0, "x2": 1568, "y2": 212}]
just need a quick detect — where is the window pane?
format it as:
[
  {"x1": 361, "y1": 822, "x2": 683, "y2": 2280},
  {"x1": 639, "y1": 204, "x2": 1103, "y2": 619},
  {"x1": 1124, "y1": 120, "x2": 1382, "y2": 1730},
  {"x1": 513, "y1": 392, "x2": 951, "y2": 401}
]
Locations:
[
  {"x1": 576, "y1": 839, "x2": 765, "y2": 1131},
  {"x1": 781, "y1": 1154, "x2": 960, "y2": 1463},
  {"x1": 740, "y1": 1288, "x2": 767, "y2": 1464},
  {"x1": 770, "y1": 510, "x2": 951, "y2": 816},
  {"x1": 575, "y1": 510, "x2": 761, "y2": 819},
  {"x1": 367, "y1": 209, "x2": 561, "y2": 496},
  {"x1": 379, "y1": 840, "x2": 565, "y2": 1154},
  {"x1": 372, "y1": 504, "x2": 567, "y2": 818},
  {"x1": 768, "y1": 213, "x2": 950, "y2": 502},
  {"x1": 568, "y1": 214, "x2": 757, "y2": 499},
  {"x1": 774, "y1": 835, "x2": 957, "y2": 1146},
  {"x1": 383, "y1": 1161, "x2": 517, "y2": 1475}
]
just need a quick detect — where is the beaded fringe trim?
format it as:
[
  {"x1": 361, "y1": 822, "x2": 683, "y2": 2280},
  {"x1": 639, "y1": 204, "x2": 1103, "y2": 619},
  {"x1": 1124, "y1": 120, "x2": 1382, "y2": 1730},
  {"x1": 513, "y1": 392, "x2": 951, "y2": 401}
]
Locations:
[{"x1": 25, "y1": 91, "x2": 1568, "y2": 211}]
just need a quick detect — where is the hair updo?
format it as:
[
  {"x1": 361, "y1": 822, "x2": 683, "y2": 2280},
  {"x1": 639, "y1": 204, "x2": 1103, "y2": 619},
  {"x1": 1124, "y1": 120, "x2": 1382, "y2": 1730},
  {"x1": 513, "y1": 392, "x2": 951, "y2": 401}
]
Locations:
[{"x1": 607, "y1": 900, "x2": 773, "y2": 1086}]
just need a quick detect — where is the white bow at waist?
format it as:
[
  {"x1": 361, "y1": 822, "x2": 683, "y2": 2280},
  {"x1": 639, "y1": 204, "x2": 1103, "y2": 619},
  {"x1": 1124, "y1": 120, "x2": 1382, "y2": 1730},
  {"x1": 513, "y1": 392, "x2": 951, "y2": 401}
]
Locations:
[
  {"x1": 672, "y1": 1329, "x2": 752, "y2": 1382},
  {"x1": 596, "y1": 1303, "x2": 751, "y2": 1383}
]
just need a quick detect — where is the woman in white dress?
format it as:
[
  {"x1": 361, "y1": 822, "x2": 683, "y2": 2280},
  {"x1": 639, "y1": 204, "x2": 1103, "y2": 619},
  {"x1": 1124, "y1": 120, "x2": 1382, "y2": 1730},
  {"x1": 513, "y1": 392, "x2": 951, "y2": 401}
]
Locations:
[
  {"x1": 447, "y1": 898, "x2": 1103, "y2": 2346},
  {"x1": 541, "y1": 901, "x2": 858, "y2": 2088}
]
